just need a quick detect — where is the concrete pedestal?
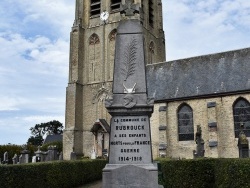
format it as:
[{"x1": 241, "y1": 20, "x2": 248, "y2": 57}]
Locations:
[{"x1": 102, "y1": 164, "x2": 163, "y2": 188}]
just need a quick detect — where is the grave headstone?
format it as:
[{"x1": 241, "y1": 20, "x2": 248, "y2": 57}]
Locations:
[
  {"x1": 90, "y1": 149, "x2": 96, "y2": 159},
  {"x1": 35, "y1": 146, "x2": 44, "y2": 162},
  {"x1": 32, "y1": 156, "x2": 37, "y2": 163},
  {"x1": 102, "y1": 1, "x2": 162, "y2": 187},
  {"x1": 46, "y1": 146, "x2": 58, "y2": 161},
  {"x1": 3, "y1": 151, "x2": 8, "y2": 164},
  {"x1": 20, "y1": 148, "x2": 30, "y2": 163},
  {"x1": 12, "y1": 154, "x2": 18, "y2": 164},
  {"x1": 59, "y1": 152, "x2": 63, "y2": 160},
  {"x1": 70, "y1": 151, "x2": 77, "y2": 160},
  {"x1": 19, "y1": 154, "x2": 23, "y2": 164}
]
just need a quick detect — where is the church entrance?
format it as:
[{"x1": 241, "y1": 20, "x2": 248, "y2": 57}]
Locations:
[{"x1": 91, "y1": 119, "x2": 110, "y2": 157}]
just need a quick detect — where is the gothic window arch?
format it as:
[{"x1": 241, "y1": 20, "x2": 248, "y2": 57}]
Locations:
[
  {"x1": 177, "y1": 103, "x2": 194, "y2": 141},
  {"x1": 108, "y1": 29, "x2": 117, "y2": 80},
  {"x1": 89, "y1": 33, "x2": 100, "y2": 45},
  {"x1": 88, "y1": 33, "x2": 101, "y2": 82},
  {"x1": 233, "y1": 97, "x2": 250, "y2": 137},
  {"x1": 109, "y1": 29, "x2": 117, "y2": 42},
  {"x1": 148, "y1": 41, "x2": 155, "y2": 64}
]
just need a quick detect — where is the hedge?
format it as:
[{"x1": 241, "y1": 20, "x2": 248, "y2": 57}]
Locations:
[
  {"x1": 1, "y1": 158, "x2": 250, "y2": 188},
  {"x1": 159, "y1": 158, "x2": 250, "y2": 188},
  {"x1": 214, "y1": 158, "x2": 250, "y2": 188},
  {"x1": 0, "y1": 159, "x2": 107, "y2": 188}
]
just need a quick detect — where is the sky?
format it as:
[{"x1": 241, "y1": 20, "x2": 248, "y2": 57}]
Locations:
[{"x1": 0, "y1": 0, "x2": 250, "y2": 145}]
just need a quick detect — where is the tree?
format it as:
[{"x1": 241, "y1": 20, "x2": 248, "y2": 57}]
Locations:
[
  {"x1": 27, "y1": 120, "x2": 63, "y2": 146},
  {"x1": 27, "y1": 136, "x2": 44, "y2": 146}
]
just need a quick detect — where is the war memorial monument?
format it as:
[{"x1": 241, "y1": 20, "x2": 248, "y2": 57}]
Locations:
[{"x1": 102, "y1": 1, "x2": 162, "y2": 187}]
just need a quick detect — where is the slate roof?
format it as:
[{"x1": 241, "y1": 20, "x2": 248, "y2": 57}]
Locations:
[
  {"x1": 43, "y1": 134, "x2": 63, "y2": 145},
  {"x1": 146, "y1": 48, "x2": 250, "y2": 102}
]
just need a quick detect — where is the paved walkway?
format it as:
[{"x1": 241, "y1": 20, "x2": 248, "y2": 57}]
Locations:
[{"x1": 78, "y1": 180, "x2": 102, "y2": 188}]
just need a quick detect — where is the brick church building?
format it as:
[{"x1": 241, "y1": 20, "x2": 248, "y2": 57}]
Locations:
[{"x1": 63, "y1": 0, "x2": 250, "y2": 160}]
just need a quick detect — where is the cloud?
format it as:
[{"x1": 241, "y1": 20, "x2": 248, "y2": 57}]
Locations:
[
  {"x1": 22, "y1": 115, "x2": 65, "y2": 125},
  {"x1": 0, "y1": 0, "x2": 74, "y2": 39},
  {"x1": 0, "y1": 96, "x2": 28, "y2": 111},
  {"x1": 0, "y1": 114, "x2": 65, "y2": 144},
  {"x1": 23, "y1": 0, "x2": 74, "y2": 37},
  {"x1": 0, "y1": 1, "x2": 71, "y2": 145},
  {"x1": 163, "y1": 0, "x2": 250, "y2": 61}
]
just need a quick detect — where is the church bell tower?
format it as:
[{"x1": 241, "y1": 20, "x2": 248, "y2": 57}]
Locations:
[{"x1": 63, "y1": 0, "x2": 166, "y2": 160}]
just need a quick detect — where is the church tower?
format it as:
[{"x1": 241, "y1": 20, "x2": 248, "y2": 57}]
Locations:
[{"x1": 63, "y1": 0, "x2": 166, "y2": 160}]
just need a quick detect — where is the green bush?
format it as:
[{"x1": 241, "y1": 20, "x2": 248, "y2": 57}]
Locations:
[
  {"x1": 160, "y1": 158, "x2": 215, "y2": 188},
  {"x1": 214, "y1": 158, "x2": 250, "y2": 188},
  {"x1": 41, "y1": 141, "x2": 63, "y2": 153},
  {"x1": 0, "y1": 159, "x2": 107, "y2": 188},
  {"x1": 159, "y1": 158, "x2": 250, "y2": 188}
]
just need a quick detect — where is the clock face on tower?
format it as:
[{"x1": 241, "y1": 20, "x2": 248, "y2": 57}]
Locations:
[{"x1": 100, "y1": 11, "x2": 109, "y2": 21}]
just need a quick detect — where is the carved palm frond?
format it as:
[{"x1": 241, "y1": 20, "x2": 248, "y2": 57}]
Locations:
[{"x1": 121, "y1": 38, "x2": 137, "y2": 81}]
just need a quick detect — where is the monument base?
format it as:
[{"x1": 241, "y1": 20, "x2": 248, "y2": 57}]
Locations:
[{"x1": 102, "y1": 164, "x2": 163, "y2": 188}]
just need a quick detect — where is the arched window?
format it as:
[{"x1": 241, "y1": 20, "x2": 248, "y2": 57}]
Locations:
[
  {"x1": 148, "y1": 41, "x2": 155, "y2": 64},
  {"x1": 108, "y1": 29, "x2": 117, "y2": 80},
  {"x1": 88, "y1": 33, "x2": 101, "y2": 82},
  {"x1": 233, "y1": 98, "x2": 250, "y2": 137},
  {"x1": 177, "y1": 104, "x2": 194, "y2": 141},
  {"x1": 89, "y1": 33, "x2": 100, "y2": 45},
  {"x1": 109, "y1": 29, "x2": 117, "y2": 42}
]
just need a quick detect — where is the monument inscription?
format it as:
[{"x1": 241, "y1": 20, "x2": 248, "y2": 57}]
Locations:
[{"x1": 109, "y1": 116, "x2": 152, "y2": 164}]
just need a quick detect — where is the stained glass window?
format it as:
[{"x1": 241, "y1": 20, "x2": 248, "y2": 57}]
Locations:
[
  {"x1": 178, "y1": 104, "x2": 194, "y2": 141},
  {"x1": 233, "y1": 98, "x2": 250, "y2": 137}
]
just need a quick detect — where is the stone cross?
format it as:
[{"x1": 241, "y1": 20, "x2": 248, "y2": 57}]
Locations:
[
  {"x1": 120, "y1": 0, "x2": 140, "y2": 16},
  {"x1": 238, "y1": 123, "x2": 249, "y2": 158},
  {"x1": 193, "y1": 125, "x2": 205, "y2": 158}
]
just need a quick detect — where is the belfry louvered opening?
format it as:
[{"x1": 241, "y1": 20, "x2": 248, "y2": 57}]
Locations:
[
  {"x1": 111, "y1": 0, "x2": 121, "y2": 11},
  {"x1": 148, "y1": 0, "x2": 154, "y2": 27},
  {"x1": 90, "y1": 0, "x2": 101, "y2": 16}
]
